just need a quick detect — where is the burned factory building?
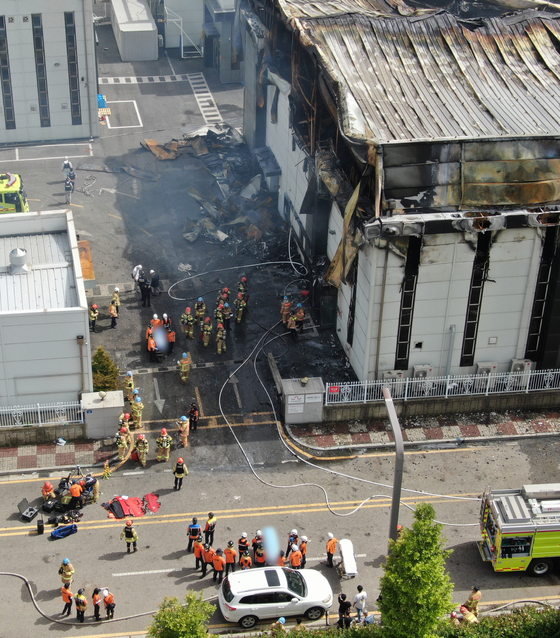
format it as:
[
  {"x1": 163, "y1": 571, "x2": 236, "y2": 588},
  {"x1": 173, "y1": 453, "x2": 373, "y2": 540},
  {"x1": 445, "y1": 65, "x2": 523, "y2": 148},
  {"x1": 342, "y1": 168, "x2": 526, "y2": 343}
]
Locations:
[{"x1": 240, "y1": 0, "x2": 560, "y2": 382}]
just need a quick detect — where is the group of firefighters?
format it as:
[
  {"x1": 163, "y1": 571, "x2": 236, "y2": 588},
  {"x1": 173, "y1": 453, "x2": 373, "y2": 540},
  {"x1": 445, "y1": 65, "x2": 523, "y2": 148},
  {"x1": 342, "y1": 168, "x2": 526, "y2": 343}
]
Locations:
[{"x1": 59, "y1": 557, "x2": 116, "y2": 622}]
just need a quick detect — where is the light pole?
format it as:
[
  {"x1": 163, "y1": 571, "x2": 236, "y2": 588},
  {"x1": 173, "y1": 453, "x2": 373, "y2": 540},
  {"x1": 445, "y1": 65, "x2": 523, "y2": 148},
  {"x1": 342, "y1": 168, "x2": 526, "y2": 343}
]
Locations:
[{"x1": 383, "y1": 387, "x2": 404, "y2": 551}]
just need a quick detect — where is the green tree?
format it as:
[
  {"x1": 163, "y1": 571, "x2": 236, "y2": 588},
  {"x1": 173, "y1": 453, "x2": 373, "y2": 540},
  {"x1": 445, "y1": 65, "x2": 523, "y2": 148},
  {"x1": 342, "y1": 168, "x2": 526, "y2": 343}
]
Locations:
[
  {"x1": 378, "y1": 503, "x2": 454, "y2": 638},
  {"x1": 147, "y1": 591, "x2": 216, "y2": 638},
  {"x1": 91, "y1": 346, "x2": 121, "y2": 392}
]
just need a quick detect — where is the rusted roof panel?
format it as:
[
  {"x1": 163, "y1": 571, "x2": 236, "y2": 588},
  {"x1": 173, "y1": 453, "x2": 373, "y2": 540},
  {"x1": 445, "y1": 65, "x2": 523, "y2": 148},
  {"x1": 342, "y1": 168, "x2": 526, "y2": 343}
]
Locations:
[
  {"x1": 277, "y1": 0, "x2": 426, "y2": 20},
  {"x1": 299, "y1": 11, "x2": 560, "y2": 143}
]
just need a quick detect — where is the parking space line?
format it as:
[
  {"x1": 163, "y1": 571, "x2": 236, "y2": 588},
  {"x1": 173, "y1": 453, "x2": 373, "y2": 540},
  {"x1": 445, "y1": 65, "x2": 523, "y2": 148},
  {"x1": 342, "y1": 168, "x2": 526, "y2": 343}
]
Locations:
[
  {"x1": 0, "y1": 142, "x2": 93, "y2": 163},
  {"x1": 106, "y1": 100, "x2": 143, "y2": 129}
]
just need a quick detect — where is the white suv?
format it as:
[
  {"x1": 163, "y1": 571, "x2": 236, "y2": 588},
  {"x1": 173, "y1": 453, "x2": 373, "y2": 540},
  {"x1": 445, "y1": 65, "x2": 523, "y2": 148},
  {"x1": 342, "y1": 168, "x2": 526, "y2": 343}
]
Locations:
[{"x1": 219, "y1": 566, "x2": 333, "y2": 629}]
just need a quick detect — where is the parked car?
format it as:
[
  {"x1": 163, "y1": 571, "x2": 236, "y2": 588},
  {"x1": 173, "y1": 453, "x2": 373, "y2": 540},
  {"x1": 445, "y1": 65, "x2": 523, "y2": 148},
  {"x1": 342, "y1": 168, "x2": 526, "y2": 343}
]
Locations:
[{"x1": 219, "y1": 566, "x2": 333, "y2": 629}]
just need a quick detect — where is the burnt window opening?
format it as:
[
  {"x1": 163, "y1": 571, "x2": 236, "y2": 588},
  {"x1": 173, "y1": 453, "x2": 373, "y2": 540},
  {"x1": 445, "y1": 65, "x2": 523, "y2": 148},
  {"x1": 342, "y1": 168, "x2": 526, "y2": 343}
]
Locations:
[
  {"x1": 394, "y1": 237, "x2": 422, "y2": 370},
  {"x1": 460, "y1": 231, "x2": 492, "y2": 367},
  {"x1": 347, "y1": 281, "x2": 357, "y2": 348},
  {"x1": 525, "y1": 226, "x2": 558, "y2": 361}
]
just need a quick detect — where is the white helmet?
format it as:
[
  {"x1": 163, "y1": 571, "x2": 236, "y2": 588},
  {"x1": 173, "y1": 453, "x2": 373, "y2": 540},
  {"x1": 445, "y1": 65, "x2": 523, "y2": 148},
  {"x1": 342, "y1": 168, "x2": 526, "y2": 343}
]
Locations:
[
  {"x1": 138, "y1": 264, "x2": 142, "y2": 270},
  {"x1": 328, "y1": 532, "x2": 334, "y2": 539},
  {"x1": 292, "y1": 544, "x2": 298, "y2": 551},
  {"x1": 114, "y1": 287, "x2": 119, "y2": 292},
  {"x1": 256, "y1": 529, "x2": 262, "y2": 536},
  {"x1": 291, "y1": 529, "x2": 297, "y2": 535},
  {"x1": 163, "y1": 313, "x2": 168, "y2": 319},
  {"x1": 301, "y1": 536, "x2": 308, "y2": 542},
  {"x1": 153, "y1": 314, "x2": 158, "y2": 320},
  {"x1": 150, "y1": 270, "x2": 155, "y2": 274},
  {"x1": 241, "y1": 532, "x2": 247, "y2": 538},
  {"x1": 102, "y1": 589, "x2": 109, "y2": 598}
]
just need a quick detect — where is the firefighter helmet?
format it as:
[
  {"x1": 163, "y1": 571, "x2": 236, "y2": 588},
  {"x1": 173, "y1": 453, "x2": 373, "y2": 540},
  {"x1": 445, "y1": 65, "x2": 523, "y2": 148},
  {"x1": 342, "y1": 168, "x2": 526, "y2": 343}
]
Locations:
[
  {"x1": 205, "y1": 317, "x2": 211, "y2": 323},
  {"x1": 238, "y1": 292, "x2": 243, "y2": 298},
  {"x1": 223, "y1": 287, "x2": 229, "y2": 293},
  {"x1": 198, "y1": 297, "x2": 203, "y2": 302},
  {"x1": 44, "y1": 481, "x2": 52, "y2": 490},
  {"x1": 186, "y1": 307, "x2": 191, "y2": 313},
  {"x1": 242, "y1": 277, "x2": 247, "y2": 282},
  {"x1": 135, "y1": 396, "x2": 142, "y2": 403},
  {"x1": 178, "y1": 457, "x2": 184, "y2": 464},
  {"x1": 114, "y1": 287, "x2": 119, "y2": 292},
  {"x1": 124, "y1": 413, "x2": 130, "y2": 419},
  {"x1": 133, "y1": 389, "x2": 139, "y2": 395},
  {"x1": 120, "y1": 427, "x2": 127, "y2": 434},
  {"x1": 228, "y1": 540, "x2": 234, "y2": 547},
  {"x1": 126, "y1": 520, "x2": 133, "y2": 527},
  {"x1": 137, "y1": 434, "x2": 145, "y2": 440},
  {"x1": 161, "y1": 428, "x2": 167, "y2": 435},
  {"x1": 163, "y1": 313, "x2": 168, "y2": 319},
  {"x1": 153, "y1": 314, "x2": 158, "y2": 320},
  {"x1": 181, "y1": 415, "x2": 187, "y2": 421},
  {"x1": 92, "y1": 304, "x2": 98, "y2": 309},
  {"x1": 126, "y1": 371, "x2": 133, "y2": 377}
]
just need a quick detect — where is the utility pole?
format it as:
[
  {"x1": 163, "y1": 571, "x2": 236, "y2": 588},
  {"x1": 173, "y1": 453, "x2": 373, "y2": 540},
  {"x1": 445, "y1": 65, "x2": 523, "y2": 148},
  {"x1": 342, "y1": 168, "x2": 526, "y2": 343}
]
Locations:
[{"x1": 383, "y1": 387, "x2": 404, "y2": 551}]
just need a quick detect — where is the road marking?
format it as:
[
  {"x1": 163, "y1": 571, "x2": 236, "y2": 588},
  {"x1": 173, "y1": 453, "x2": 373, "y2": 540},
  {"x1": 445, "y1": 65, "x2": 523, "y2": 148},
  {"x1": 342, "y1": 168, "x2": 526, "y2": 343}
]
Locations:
[
  {"x1": 106, "y1": 100, "x2": 143, "y2": 129},
  {"x1": 122, "y1": 471, "x2": 145, "y2": 476},
  {"x1": 100, "y1": 188, "x2": 140, "y2": 200},
  {"x1": 195, "y1": 386, "x2": 204, "y2": 416},
  {"x1": 361, "y1": 448, "x2": 477, "y2": 458},
  {"x1": 0, "y1": 142, "x2": 93, "y2": 164},
  {"x1": 70, "y1": 203, "x2": 84, "y2": 208},
  {"x1": 108, "y1": 213, "x2": 122, "y2": 219},
  {"x1": 229, "y1": 374, "x2": 243, "y2": 408},
  {"x1": 165, "y1": 50, "x2": 176, "y2": 76},
  {"x1": 153, "y1": 377, "x2": 165, "y2": 413},
  {"x1": 141, "y1": 228, "x2": 152, "y2": 236},
  {"x1": 187, "y1": 73, "x2": 222, "y2": 124},
  {"x1": 100, "y1": 74, "x2": 191, "y2": 84}
]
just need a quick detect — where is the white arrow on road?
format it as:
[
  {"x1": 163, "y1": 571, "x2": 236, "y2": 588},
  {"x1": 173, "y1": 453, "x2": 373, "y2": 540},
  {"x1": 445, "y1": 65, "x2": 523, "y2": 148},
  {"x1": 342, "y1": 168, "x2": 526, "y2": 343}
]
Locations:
[
  {"x1": 229, "y1": 375, "x2": 243, "y2": 409},
  {"x1": 153, "y1": 377, "x2": 165, "y2": 413}
]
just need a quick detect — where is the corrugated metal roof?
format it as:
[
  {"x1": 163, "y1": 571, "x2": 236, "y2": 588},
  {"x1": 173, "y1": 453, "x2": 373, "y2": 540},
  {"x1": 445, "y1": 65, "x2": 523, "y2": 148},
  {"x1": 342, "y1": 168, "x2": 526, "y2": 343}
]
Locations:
[
  {"x1": 0, "y1": 233, "x2": 78, "y2": 312},
  {"x1": 277, "y1": 0, "x2": 426, "y2": 20},
  {"x1": 298, "y1": 11, "x2": 560, "y2": 143}
]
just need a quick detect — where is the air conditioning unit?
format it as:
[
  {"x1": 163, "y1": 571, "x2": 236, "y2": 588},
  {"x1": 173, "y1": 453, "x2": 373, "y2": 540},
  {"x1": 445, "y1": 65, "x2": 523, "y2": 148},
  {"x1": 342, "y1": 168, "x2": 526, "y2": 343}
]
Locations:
[
  {"x1": 509, "y1": 358, "x2": 533, "y2": 386},
  {"x1": 382, "y1": 370, "x2": 405, "y2": 397},
  {"x1": 413, "y1": 364, "x2": 434, "y2": 379},
  {"x1": 158, "y1": 34, "x2": 164, "y2": 48},
  {"x1": 476, "y1": 361, "x2": 498, "y2": 390},
  {"x1": 382, "y1": 370, "x2": 404, "y2": 381}
]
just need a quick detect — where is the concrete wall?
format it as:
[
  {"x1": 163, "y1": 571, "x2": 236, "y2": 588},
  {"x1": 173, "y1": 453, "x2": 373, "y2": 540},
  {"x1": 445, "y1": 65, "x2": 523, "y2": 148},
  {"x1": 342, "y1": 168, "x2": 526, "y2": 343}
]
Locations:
[
  {"x1": 0, "y1": 0, "x2": 99, "y2": 143},
  {"x1": 0, "y1": 422, "x2": 86, "y2": 447}
]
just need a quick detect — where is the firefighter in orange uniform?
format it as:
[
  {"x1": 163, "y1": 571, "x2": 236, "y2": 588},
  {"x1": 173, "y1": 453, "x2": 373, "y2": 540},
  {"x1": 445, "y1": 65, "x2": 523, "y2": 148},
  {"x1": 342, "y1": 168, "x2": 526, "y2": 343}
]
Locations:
[
  {"x1": 213, "y1": 548, "x2": 226, "y2": 583},
  {"x1": 240, "y1": 550, "x2": 252, "y2": 570},
  {"x1": 254, "y1": 544, "x2": 266, "y2": 567},
  {"x1": 326, "y1": 532, "x2": 338, "y2": 568},
  {"x1": 300, "y1": 535, "x2": 308, "y2": 568},
  {"x1": 42, "y1": 481, "x2": 55, "y2": 501},
  {"x1": 200, "y1": 544, "x2": 216, "y2": 579},
  {"x1": 225, "y1": 540, "x2": 237, "y2": 576},
  {"x1": 290, "y1": 544, "x2": 303, "y2": 569},
  {"x1": 194, "y1": 535, "x2": 204, "y2": 570}
]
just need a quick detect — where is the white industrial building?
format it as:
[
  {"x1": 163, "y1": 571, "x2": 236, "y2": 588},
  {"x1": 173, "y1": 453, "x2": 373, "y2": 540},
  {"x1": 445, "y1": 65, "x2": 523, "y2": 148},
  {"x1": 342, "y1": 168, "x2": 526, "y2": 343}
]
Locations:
[
  {"x1": 0, "y1": 0, "x2": 99, "y2": 143},
  {"x1": 0, "y1": 210, "x2": 92, "y2": 405}
]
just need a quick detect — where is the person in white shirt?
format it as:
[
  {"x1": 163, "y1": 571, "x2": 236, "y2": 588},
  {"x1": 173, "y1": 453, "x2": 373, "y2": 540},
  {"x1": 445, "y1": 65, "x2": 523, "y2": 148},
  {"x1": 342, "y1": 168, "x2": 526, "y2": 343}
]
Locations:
[{"x1": 353, "y1": 585, "x2": 367, "y2": 621}]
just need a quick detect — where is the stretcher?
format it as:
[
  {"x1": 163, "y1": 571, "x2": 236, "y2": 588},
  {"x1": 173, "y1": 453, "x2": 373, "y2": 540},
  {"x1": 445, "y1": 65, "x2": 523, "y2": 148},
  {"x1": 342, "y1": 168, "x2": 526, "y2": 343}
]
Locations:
[{"x1": 337, "y1": 538, "x2": 358, "y2": 579}]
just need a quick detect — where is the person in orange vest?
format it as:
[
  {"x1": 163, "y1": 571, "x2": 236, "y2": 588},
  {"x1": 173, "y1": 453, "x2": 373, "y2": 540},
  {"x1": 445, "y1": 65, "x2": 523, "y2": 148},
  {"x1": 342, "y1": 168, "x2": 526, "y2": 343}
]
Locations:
[
  {"x1": 42, "y1": 481, "x2": 55, "y2": 501},
  {"x1": 102, "y1": 589, "x2": 115, "y2": 619},
  {"x1": 238, "y1": 532, "x2": 249, "y2": 560},
  {"x1": 277, "y1": 550, "x2": 286, "y2": 567},
  {"x1": 240, "y1": 549, "x2": 252, "y2": 570},
  {"x1": 290, "y1": 544, "x2": 303, "y2": 569},
  {"x1": 252, "y1": 529, "x2": 263, "y2": 557},
  {"x1": 213, "y1": 548, "x2": 226, "y2": 583},
  {"x1": 167, "y1": 328, "x2": 176, "y2": 353},
  {"x1": 151, "y1": 313, "x2": 163, "y2": 328},
  {"x1": 299, "y1": 536, "x2": 308, "y2": 568},
  {"x1": 193, "y1": 535, "x2": 204, "y2": 570},
  {"x1": 146, "y1": 324, "x2": 153, "y2": 340},
  {"x1": 148, "y1": 335, "x2": 157, "y2": 361},
  {"x1": 75, "y1": 588, "x2": 88, "y2": 623},
  {"x1": 200, "y1": 544, "x2": 216, "y2": 579},
  {"x1": 61, "y1": 582, "x2": 73, "y2": 616},
  {"x1": 255, "y1": 543, "x2": 266, "y2": 567},
  {"x1": 204, "y1": 512, "x2": 217, "y2": 545},
  {"x1": 92, "y1": 588, "x2": 101, "y2": 621},
  {"x1": 326, "y1": 532, "x2": 338, "y2": 568},
  {"x1": 68, "y1": 480, "x2": 84, "y2": 510},
  {"x1": 225, "y1": 540, "x2": 238, "y2": 576},
  {"x1": 280, "y1": 297, "x2": 291, "y2": 324}
]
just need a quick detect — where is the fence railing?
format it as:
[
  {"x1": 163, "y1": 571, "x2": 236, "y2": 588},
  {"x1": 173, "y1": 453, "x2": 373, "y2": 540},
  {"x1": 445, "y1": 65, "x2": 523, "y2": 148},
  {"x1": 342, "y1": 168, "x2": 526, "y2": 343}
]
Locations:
[
  {"x1": 325, "y1": 369, "x2": 560, "y2": 406},
  {"x1": 0, "y1": 401, "x2": 84, "y2": 428}
]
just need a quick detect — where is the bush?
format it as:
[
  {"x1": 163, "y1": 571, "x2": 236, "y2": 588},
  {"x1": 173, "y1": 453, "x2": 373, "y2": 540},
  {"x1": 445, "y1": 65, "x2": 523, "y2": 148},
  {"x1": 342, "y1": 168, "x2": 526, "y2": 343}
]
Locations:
[
  {"x1": 147, "y1": 591, "x2": 216, "y2": 638},
  {"x1": 91, "y1": 346, "x2": 121, "y2": 392}
]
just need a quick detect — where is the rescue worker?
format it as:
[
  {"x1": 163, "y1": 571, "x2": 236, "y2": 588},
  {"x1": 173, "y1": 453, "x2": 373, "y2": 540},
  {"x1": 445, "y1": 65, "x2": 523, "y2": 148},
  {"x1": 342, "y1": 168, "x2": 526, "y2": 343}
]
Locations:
[
  {"x1": 148, "y1": 335, "x2": 157, "y2": 361},
  {"x1": 188, "y1": 403, "x2": 199, "y2": 431},
  {"x1": 223, "y1": 303, "x2": 232, "y2": 331},
  {"x1": 194, "y1": 535, "x2": 204, "y2": 570},
  {"x1": 213, "y1": 548, "x2": 226, "y2": 583},
  {"x1": 225, "y1": 540, "x2": 237, "y2": 576},
  {"x1": 240, "y1": 549, "x2": 252, "y2": 570},
  {"x1": 151, "y1": 313, "x2": 163, "y2": 328},
  {"x1": 464, "y1": 587, "x2": 482, "y2": 617},
  {"x1": 102, "y1": 589, "x2": 115, "y2": 619},
  {"x1": 205, "y1": 512, "x2": 217, "y2": 545},
  {"x1": 216, "y1": 287, "x2": 229, "y2": 306},
  {"x1": 42, "y1": 481, "x2": 55, "y2": 501},
  {"x1": 89, "y1": 304, "x2": 98, "y2": 332},
  {"x1": 167, "y1": 328, "x2": 176, "y2": 353},
  {"x1": 146, "y1": 324, "x2": 154, "y2": 340},
  {"x1": 162, "y1": 313, "x2": 171, "y2": 329},
  {"x1": 326, "y1": 532, "x2": 338, "y2": 568},
  {"x1": 287, "y1": 312, "x2": 298, "y2": 340},
  {"x1": 216, "y1": 323, "x2": 226, "y2": 354},
  {"x1": 195, "y1": 297, "x2": 206, "y2": 324},
  {"x1": 75, "y1": 588, "x2": 87, "y2": 623},
  {"x1": 121, "y1": 519, "x2": 138, "y2": 553},
  {"x1": 281, "y1": 296, "x2": 292, "y2": 324},
  {"x1": 289, "y1": 544, "x2": 302, "y2": 569},
  {"x1": 64, "y1": 176, "x2": 74, "y2": 204},
  {"x1": 179, "y1": 353, "x2": 190, "y2": 383},
  {"x1": 255, "y1": 543, "x2": 266, "y2": 567},
  {"x1": 132, "y1": 264, "x2": 142, "y2": 290},
  {"x1": 300, "y1": 535, "x2": 308, "y2": 568},
  {"x1": 131, "y1": 396, "x2": 144, "y2": 429},
  {"x1": 187, "y1": 517, "x2": 201, "y2": 552},
  {"x1": 286, "y1": 529, "x2": 298, "y2": 558},
  {"x1": 68, "y1": 480, "x2": 84, "y2": 510},
  {"x1": 85, "y1": 473, "x2": 99, "y2": 503},
  {"x1": 460, "y1": 605, "x2": 479, "y2": 624},
  {"x1": 149, "y1": 269, "x2": 160, "y2": 296},
  {"x1": 270, "y1": 617, "x2": 286, "y2": 633},
  {"x1": 181, "y1": 307, "x2": 195, "y2": 340},
  {"x1": 202, "y1": 317, "x2": 213, "y2": 347},
  {"x1": 135, "y1": 433, "x2": 148, "y2": 468},
  {"x1": 177, "y1": 415, "x2": 189, "y2": 447},
  {"x1": 59, "y1": 558, "x2": 75, "y2": 585},
  {"x1": 156, "y1": 428, "x2": 172, "y2": 462},
  {"x1": 450, "y1": 611, "x2": 461, "y2": 627},
  {"x1": 234, "y1": 293, "x2": 246, "y2": 323},
  {"x1": 173, "y1": 457, "x2": 188, "y2": 490},
  {"x1": 277, "y1": 550, "x2": 286, "y2": 566},
  {"x1": 92, "y1": 588, "x2": 101, "y2": 621},
  {"x1": 252, "y1": 529, "x2": 263, "y2": 557},
  {"x1": 237, "y1": 276, "x2": 248, "y2": 301},
  {"x1": 61, "y1": 582, "x2": 73, "y2": 616},
  {"x1": 116, "y1": 427, "x2": 129, "y2": 461},
  {"x1": 125, "y1": 371, "x2": 135, "y2": 402},
  {"x1": 200, "y1": 544, "x2": 216, "y2": 579},
  {"x1": 62, "y1": 156, "x2": 73, "y2": 178},
  {"x1": 138, "y1": 271, "x2": 151, "y2": 307},
  {"x1": 295, "y1": 303, "x2": 305, "y2": 333},
  {"x1": 122, "y1": 412, "x2": 133, "y2": 432},
  {"x1": 215, "y1": 303, "x2": 225, "y2": 325},
  {"x1": 112, "y1": 287, "x2": 120, "y2": 315}
]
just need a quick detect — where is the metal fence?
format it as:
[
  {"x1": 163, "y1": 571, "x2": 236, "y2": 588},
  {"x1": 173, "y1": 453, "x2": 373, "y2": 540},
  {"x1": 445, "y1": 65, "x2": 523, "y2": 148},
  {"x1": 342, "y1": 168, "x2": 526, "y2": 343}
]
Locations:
[
  {"x1": 0, "y1": 401, "x2": 84, "y2": 428},
  {"x1": 325, "y1": 369, "x2": 560, "y2": 406}
]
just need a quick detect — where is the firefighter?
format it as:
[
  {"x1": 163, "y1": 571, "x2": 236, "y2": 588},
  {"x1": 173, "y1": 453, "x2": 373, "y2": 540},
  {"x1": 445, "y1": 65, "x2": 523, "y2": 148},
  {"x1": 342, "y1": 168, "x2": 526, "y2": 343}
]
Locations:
[
  {"x1": 116, "y1": 427, "x2": 129, "y2": 461},
  {"x1": 287, "y1": 313, "x2": 298, "y2": 340},
  {"x1": 200, "y1": 544, "x2": 215, "y2": 579},
  {"x1": 156, "y1": 428, "x2": 172, "y2": 462},
  {"x1": 450, "y1": 611, "x2": 461, "y2": 627},
  {"x1": 89, "y1": 303, "x2": 98, "y2": 332},
  {"x1": 289, "y1": 544, "x2": 302, "y2": 569},
  {"x1": 223, "y1": 303, "x2": 232, "y2": 331},
  {"x1": 202, "y1": 317, "x2": 213, "y2": 347},
  {"x1": 92, "y1": 588, "x2": 101, "y2": 621},
  {"x1": 162, "y1": 313, "x2": 171, "y2": 329},
  {"x1": 125, "y1": 371, "x2": 135, "y2": 402},
  {"x1": 75, "y1": 589, "x2": 87, "y2": 623},
  {"x1": 280, "y1": 296, "x2": 291, "y2": 324},
  {"x1": 173, "y1": 457, "x2": 188, "y2": 490},
  {"x1": 64, "y1": 176, "x2": 74, "y2": 204},
  {"x1": 179, "y1": 353, "x2": 190, "y2": 383},
  {"x1": 149, "y1": 269, "x2": 160, "y2": 296},
  {"x1": 286, "y1": 529, "x2": 298, "y2": 558},
  {"x1": 326, "y1": 532, "x2": 338, "y2": 568},
  {"x1": 68, "y1": 480, "x2": 84, "y2": 510},
  {"x1": 59, "y1": 558, "x2": 75, "y2": 585},
  {"x1": 181, "y1": 307, "x2": 195, "y2": 339},
  {"x1": 295, "y1": 303, "x2": 305, "y2": 333},
  {"x1": 464, "y1": 587, "x2": 482, "y2": 617},
  {"x1": 148, "y1": 335, "x2": 157, "y2": 361},
  {"x1": 42, "y1": 481, "x2": 55, "y2": 501},
  {"x1": 216, "y1": 323, "x2": 226, "y2": 354},
  {"x1": 252, "y1": 530, "x2": 263, "y2": 557},
  {"x1": 167, "y1": 328, "x2": 176, "y2": 353},
  {"x1": 215, "y1": 303, "x2": 225, "y2": 325},
  {"x1": 255, "y1": 543, "x2": 266, "y2": 567},
  {"x1": 187, "y1": 517, "x2": 201, "y2": 552},
  {"x1": 234, "y1": 293, "x2": 246, "y2": 323},
  {"x1": 238, "y1": 532, "x2": 249, "y2": 559},
  {"x1": 139, "y1": 271, "x2": 151, "y2": 307},
  {"x1": 61, "y1": 582, "x2": 73, "y2": 616},
  {"x1": 237, "y1": 276, "x2": 248, "y2": 301},
  {"x1": 151, "y1": 313, "x2": 162, "y2": 328},
  {"x1": 213, "y1": 548, "x2": 226, "y2": 583},
  {"x1": 85, "y1": 473, "x2": 99, "y2": 503},
  {"x1": 112, "y1": 287, "x2": 121, "y2": 315},
  {"x1": 216, "y1": 287, "x2": 229, "y2": 306},
  {"x1": 460, "y1": 605, "x2": 479, "y2": 624},
  {"x1": 135, "y1": 433, "x2": 148, "y2": 467},
  {"x1": 300, "y1": 535, "x2": 308, "y2": 568},
  {"x1": 205, "y1": 512, "x2": 217, "y2": 545},
  {"x1": 188, "y1": 403, "x2": 199, "y2": 431},
  {"x1": 195, "y1": 297, "x2": 206, "y2": 324},
  {"x1": 194, "y1": 535, "x2": 204, "y2": 570},
  {"x1": 131, "y1": 396, "x2": 144, "y2": 429},
  {"x1": 177, "y1": 415, "x2": 189, "y2": 447},
  {"x1": 240, "y1": 549, "x2": 252, "y2": 570},
  {"x1": 146, "y1": 324, "x2": 154, "y2": 340},
  {"x1": 225, "y1": 540, "x2": 237, "y2": 576},
  {"x1": 120, "y1": 520, "x2": 138, "y2": 553},
  {"x1": 122, "y1": 412, "x2": 133, "y2": 432},
  {"x1": 102, "y1": 589, "x2": 115, "y2": 619}
]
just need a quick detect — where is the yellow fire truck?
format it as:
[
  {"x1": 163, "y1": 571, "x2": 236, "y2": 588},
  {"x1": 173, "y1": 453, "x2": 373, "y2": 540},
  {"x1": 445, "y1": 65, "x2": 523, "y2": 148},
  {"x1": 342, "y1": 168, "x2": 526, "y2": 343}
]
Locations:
[
  {"x1": 0, "y1": 173, "x2": 29, "y2": 213},
  {"x1": 479, "y1": 484, "x2": 560, "y2": 576}
]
